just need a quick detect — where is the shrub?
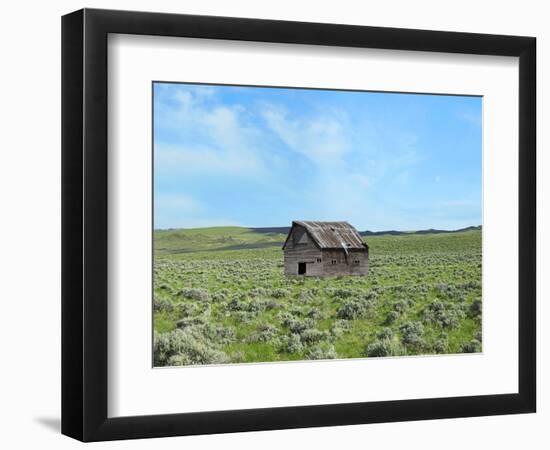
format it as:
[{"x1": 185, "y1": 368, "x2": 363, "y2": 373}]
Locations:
[
  {"x1": 298, "y1": 289, "x2": 314, "y2": 303},
  {"x1": 248, "y1": 324, "x2": 279, "y2": 343},
  {"x1": 176, "y1": 316, "x2": 206, "y2": 329},
  {"x1": 327, "y1": 287, "x2": 356, "y2": 299},
  {"x1": 291, "y1": 318, "x2": 313, "y2": 334},
  {"x1": 226, "y1": 297, "x2": 244, "y2": 311},
  {"x1": 153, "y1": 297, "x2": 174, "y2": 313},
  {"x1": 460, "y1": 280, "x2": 481, "y2": 291},
  {"x1": 280, "y1": 313, "x2": 314, "y2": 334},
  {"x1": 363, "y1": 290, "x2": 379, "y2": 301},
  {"x1": 365, "y1": 339, "x2": 403, "y2": 357},
  {"x1": 435, "y1": 282, "x2": 452, "y2": 296},
  {"x1": 423, "y1": 300, "x2": 465, "y2": 329},
  {"x1": 399, "y1": 321, "x2": 424, "y2": 347},
  {"x1": 469, "y1": 298, "x2": 482, "y2": 318},
  {"x1": 376, "y1": 327, "x2": 394, "y2": 340},
  {"x1": 247, "y1": 297, "x2": 269, "y2": 313},
  {"x1": 475, "y1": 330, "x2": 482, "y2": 342},
  {"x1": 305, "y1": 344, "x2": 338, "y2": 360},
  {"x1": 271, "y1": 288, "x2": 290, "y2": 298},
  {"x1": 231, "y1": 350, "x2": 246, "y2": 363},
  {"x1": 214, "y1": 325, "x2": 236, "y2": 344},
  {"x1": 385, "y1": 311, "x2": 399, "y2": 325},
  {"x1": 211, "y1": 292, "x2": 228, "y2": 303},
  {"x1": 337, "y1": 300, "x2": 362, "y2": 319},
  {"x1": 433, "y1": 338, "x2": 448, "y2": 354},
  {"x1": 330, "y1": 320, "x2": 352, "y2": 338},
  {"x1": 336, "y1": 297, "x2": 373, "y2": 320},
  {"x1": 249, "y1": 287, "x2": 268, "y2": 297},
  {"x1": 288, "y1": 306, "x2": 305, "y2": 316},
  {"x1": 306, "y1": 307, "x2": 323, "y2": 319},
  {"x1": 232, "y1": 311, "x2": 256, "y2": 324},
  {"x1": 300, "y1": 328, "x2": 329, "y2": 344},
  {"x1": 153, "y1": 332, "x2": 173, "y2": 366},
  {"x1": 460, "y1": 339, "x2": 482, "y2": 353},
  {"x1": 177, "y1": 302, "x2": 199, "y2": 317},
  {"x1": 391, "y1": 299, "x2": 409, "y2": 313},
  {"x1": 180, "y1": 287, "x2": 210, "y2": 302},
  {"x1": 265, "y1": 299, "x2": 279, "y2": 310},
  {"x1": 154, "y1": 329, "x2": 229, "y2": 366},
  {"x1": 366, "y1": 340, "x2": 390, "y2": 357},
  {"x1": 285, "y1": 333, "x2": 303, "y2": 353}
]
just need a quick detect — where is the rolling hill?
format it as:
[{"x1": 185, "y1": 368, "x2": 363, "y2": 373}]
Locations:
[{"x1": 154, "y1": 225, "x2": 481, "y2": 255}]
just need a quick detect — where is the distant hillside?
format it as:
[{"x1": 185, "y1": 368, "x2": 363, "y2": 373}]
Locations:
[
  {"x1": 360, "y1": 225, "x2": 481, "y2": 236},
  {"x1": 154, "y1": 226, "x2": 287, "y2": 255},
  {"x1": 154, "y1": 225, "x2": 481, "y2": 256},
  {"x1": 250, "y1": 227, "x2": 291, "y2": 234},
  {"x1": 250, "y1": 225, "x2": 482, "y2": 237}
]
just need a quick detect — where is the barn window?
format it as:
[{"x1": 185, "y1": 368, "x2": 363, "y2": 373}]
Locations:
[
  {"x1": 354, "y1": 260, "x2": 360, "y2": 265},
  {"x1": 331, "y1": 259, "x2": 337, "y2": 265},
  {"x1": 317, "y1": 258, "x2": 322, "y2": 263}
]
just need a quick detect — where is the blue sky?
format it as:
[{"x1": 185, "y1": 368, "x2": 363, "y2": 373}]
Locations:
[{"x1": 153, "y1": 82, "x2": 481, "y2": 231}]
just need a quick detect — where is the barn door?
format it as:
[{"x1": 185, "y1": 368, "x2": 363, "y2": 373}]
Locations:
[{"x1": 298, "y1": 262, "x2": 306, "y2": 275}]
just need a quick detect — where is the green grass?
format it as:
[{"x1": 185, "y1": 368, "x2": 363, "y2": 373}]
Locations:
[
  {"x1": 153, "y1": 227, "x2": 482, "y2": 366},
  {"x1": 154, "y1": 226, "x2": 287, "y2": 255}
]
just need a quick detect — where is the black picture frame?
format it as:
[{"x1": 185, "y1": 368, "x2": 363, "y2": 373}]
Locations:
[{"x1": 61, "y1": 8, "x2": 536, "y2": 442}]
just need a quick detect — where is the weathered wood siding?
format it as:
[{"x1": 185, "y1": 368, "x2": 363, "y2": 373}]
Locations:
[
  {"x1": 283, "y1": 225, "x2": 369, "y2": 277},
  {"x1": 320, "y1": 249, "x2": 369, "y2": 276},
  {"x1": 283, "y1": 233, "x2": 323, "y2": 276}
]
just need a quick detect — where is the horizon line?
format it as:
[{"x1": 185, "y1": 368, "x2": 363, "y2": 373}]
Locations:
[{"x1": 154, "y1": 224, "x2": 482, "y2": 233}]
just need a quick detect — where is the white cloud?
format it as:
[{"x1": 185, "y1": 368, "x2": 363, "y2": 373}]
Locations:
[
  {"x1": 155, "y1": 86, "x2": 265, "y2": 178},
  {"x1": 153, "y1": 85, "x2": 432, "y2": 231},
  {"x1": 155, "y1": 142, "x2": 261, "y2": 176},
  {"x1": 203, "y1": 106, "x2": 249, "y2": 147},
  {"x1": 256, "y1": 100, "x2": 427, "y2": 229},
  {"x1": 260, "y1": 104, "x2": 349, "y2": 166}
]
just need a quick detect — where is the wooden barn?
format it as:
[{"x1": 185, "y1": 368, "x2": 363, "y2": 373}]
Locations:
[{"x1": 282, "y1": 221, "x2": 369, "y2": 277}]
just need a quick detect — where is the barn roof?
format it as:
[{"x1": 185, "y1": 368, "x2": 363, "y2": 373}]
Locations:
[{"x1": 283, "y1": 221, "x2": 368, "y2": 250}]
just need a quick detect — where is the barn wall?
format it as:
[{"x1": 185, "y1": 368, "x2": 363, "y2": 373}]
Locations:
[
  {"x1": 321, "y1": 249, "x2": 369, "y2": 276},
  {"x1": 284, "y1": 246, "x2": 369, "y2": 277},
  {"x1": 283, "y1": 242, "x2": 323, "y2": 276},
  {"x1": 283, "y1": 227, "x2": 323, "y2": 276},
  {"x1": 349, "y1": 250, "x2": 369, "y2": 276}
]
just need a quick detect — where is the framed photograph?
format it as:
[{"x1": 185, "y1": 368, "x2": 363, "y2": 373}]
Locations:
[{"x1": 62, "y1": 8, "x2": 536, "y2": 442}]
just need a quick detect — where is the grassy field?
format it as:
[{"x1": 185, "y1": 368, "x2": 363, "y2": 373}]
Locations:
[{"x1": 153, "y1": 227, "x2": 482, "y2": 366}]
